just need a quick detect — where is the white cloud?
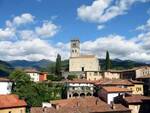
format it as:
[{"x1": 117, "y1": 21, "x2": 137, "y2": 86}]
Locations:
[
  {"x1": 19, "y1": 30, "x2": 37, "y2": 40},
  {"x1": 147, "y1": 8, "x2": 150, "y2": 15},
  {"x1": 0, "y1": 28, "x2": 15, "y2": 40},
  {"x1": 97, "y1": 25, "x2": 105, "y2": 30},
  {"x1": 35, "y1": 21, "x2": 59, "y2": 38},
  {"x1": 6, "y1": 13, "x2": 34, "y2": 27},
  {"x1": 136, "y1": 18, "x2": 150, "y2": 31},
  {"x1": 0, "y1": 39, "x2": 58, "y2": 61},
  {"x1": 0, "y1": 13, "x2": 61, "y2": 61},
  {"x1": 1, "y1": 12, "x2": 150, "y2": 63},
  {"x1": 77, "y1": 0, "x2": 149, "y2": 23}
]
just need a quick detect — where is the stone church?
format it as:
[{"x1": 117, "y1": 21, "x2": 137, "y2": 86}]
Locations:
[{"x1": 69, "y1": 39, "x2": 100, "y2": 72}]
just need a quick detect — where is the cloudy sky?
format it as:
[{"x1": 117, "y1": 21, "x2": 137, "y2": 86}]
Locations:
[{"x1": 0, "y1": 0, "x2": 150, "y2": 62}]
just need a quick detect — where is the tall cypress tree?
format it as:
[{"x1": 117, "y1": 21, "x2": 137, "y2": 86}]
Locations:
[
  {"x1": 55, "y1": 54, "x2": 61, "y2": 76},
  {"x1": 105, "y1": 51, "x2": 111, "y2": 70}
]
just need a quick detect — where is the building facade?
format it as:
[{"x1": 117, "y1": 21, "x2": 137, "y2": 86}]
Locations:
[
  {"x1": 24, "y1": 69, "x2": 47, "y2": 82},
  {"x1": 65, "y1": 79, "x2": 94, "y2": 99},
  {"x1": 0, "y1": 94, "x2": 27, "y2": 113},
  {"x1": 0, "y1": 78, "x2": 13, "y2": 95},
  {"x1": 69, "y1": 39, "x2": 100, "y2": 72},
  {"x1": 98, "y1": 86, "x2": 132, "y2": 104}
]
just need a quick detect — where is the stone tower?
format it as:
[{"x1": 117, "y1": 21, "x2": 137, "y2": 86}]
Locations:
[{"x1": 70, "y1": 39, "x2": 80, "y2": 57}]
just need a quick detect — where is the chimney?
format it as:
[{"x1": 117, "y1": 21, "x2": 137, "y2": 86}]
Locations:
[
  {"x1": 42, "y1": 107, "x2": 47, "y2": 113},
  {"x1": 77, "y1": 101, "x2": 80, "y2": 107},
  {"x1": 95, "y1": 98, "x2": 99, "y2": 105},
  {"x1": 52, "y1": 104, "x2": 60, "y2": 110},
  {"x1": 111, "y1": 102, "x2": 116, "y2": 110}
]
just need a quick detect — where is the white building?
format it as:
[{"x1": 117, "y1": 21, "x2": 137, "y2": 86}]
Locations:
[
  {"x1": 24, "y1": 69, "x2": 40, "y2": 82},
  {"x1": 65, "y1": 79, "x2": 94, "y2": 99},
  {"x1": 98, "y1": 86, "x2": 132, "y2": 104},
  {"x1": 69, "y1": 39, "x2": 100, "y2": 72},
  {"x1": 0, "y1": 77, "x2": 13, "y2": 94}
]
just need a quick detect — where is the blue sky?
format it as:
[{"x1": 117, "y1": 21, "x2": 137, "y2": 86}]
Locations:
[{"x1": 0, "y1": 0, "x2": 150, "y2": 62}]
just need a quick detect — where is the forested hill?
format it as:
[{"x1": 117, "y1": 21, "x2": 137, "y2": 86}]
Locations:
[
  {"x1": 99, "y1": 59, "x2": 150, "y2": 70},
  {"x1": 0, "y1": 60, "x2": 13, "y2": 77},
  {"x1": 0, "y1": 58, "x2": 149, "y2": 77}
]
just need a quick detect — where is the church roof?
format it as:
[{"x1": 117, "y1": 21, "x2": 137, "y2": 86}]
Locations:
[{"x1": 70, "y1": 55, "x2": 96, "y2": 58}]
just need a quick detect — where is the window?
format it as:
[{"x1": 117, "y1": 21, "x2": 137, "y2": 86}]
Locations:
[
  {"x1": 136, "y1": 87, "x2": 142, "y2": 92},
  {"x1": 73, "y1": 43, "x2": 76, "y2": 47},
  {"x1": 94, "y1": 72, "x2": 97, "y2": 76},
  {"x1": 82, "y1": 67, "x2": 84, "y2": 71},
  {"x1": 20, "y1": 110, "x2": 23, "y2": 113}
]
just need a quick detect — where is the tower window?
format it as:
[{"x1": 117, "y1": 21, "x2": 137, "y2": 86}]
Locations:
[
  {"x1": 72, "y1": 50, "x2": 74, "y2": 53},
  {"x1": 73, "y1": 43, "x2": 76, "y2": 47},
  {"x1": 82, "y1": 67, "x2": 84, "y2": 71}
]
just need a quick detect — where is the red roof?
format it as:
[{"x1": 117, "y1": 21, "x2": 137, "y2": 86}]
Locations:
[
  {"x1": 0, "y1": 77, "x2": 12, "y2": 82},
  {"x1": 0, "y1": 94, "x2": 27, "y2": 109},
  {"x1": 124, "y1": 95, "x2": 150, "y2": 104},
  {"x1": 95, "y1": 79, "x2": 143, "y2": 86},
  {"x1": 103, "y1": 86, "x2": 132, "y2": 93}
]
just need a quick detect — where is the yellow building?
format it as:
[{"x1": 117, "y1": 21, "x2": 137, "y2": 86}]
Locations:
[
  {"x1": 123, "y1": 95, "x2": 150, "y2": 113},
  {"x1": 127, "y1": 80, "x2": 144, "y2": 95},
  {"x1": 84, "y1": 70, "x2": 121, "y2": 81},
  {"x1": 85, "y1": 71, "x2": 103, "y2": 81},
  {"x1": 0, "y1": 94, "x2": 27, "y2": 113},
  {"x1": 69, "y1": 39, "x2": 100, "y2": 72},
  {"x1": 95, "y1": 79, "x2": 144, "y2": 95}
]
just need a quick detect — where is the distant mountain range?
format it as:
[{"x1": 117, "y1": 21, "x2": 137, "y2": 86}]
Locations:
[
  {"x1": 0, "y1": 58, "x2": 150, "y2": 77},
  {"x1": 0, "y1": 60, "x2": 13, "y2": 77},
  {"x1": 8, "y1": 59, "x2": 53, "y2": 69},
  {"x1": 99, "y1": 59, "x2": 150, "y2": 70}
]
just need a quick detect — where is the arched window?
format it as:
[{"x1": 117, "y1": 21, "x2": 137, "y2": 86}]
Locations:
[
  {"x1": 87, "y1": 92, "x2": 92, "y2": 96},
  {"x1": 80, "y1": 93, "x2": 85, "y2": 97},
  {"x1": 73, "y1": 93, "x2": 79, "y2": 97}
]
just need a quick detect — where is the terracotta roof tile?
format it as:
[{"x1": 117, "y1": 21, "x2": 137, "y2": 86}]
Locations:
[
  {"x1": 95, "y1": 79, "x2": 134, "y2": 86},
  {"x1": 0, "y1": 77, "x2": 12, "y2": 82},
  {"x1": 103, "y1": 86, "x2": 132, "y2": 93},
  {"x1": 124, "y1": 95, "x2": 150, "y2": 104},
  {"x1": 31, "y1": 96, "x2": 130, "y2": 113},
  {"x1": 0, "y1": 94, "x2": 27, "y2": 109}
]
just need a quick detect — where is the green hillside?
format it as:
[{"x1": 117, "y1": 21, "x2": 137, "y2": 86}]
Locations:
[{"x1": 0, "y1": 60, "x2": 14, "y2": 77}]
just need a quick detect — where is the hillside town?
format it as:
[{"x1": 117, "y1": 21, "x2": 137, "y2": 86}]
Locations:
[{"x1": 0, "y1": 39, "x2": 150, "y2": 113}]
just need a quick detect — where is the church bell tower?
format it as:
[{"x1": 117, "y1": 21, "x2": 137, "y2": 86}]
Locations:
[{"x1": 70, "y1": 39, "x2": 80, "y2": 57}]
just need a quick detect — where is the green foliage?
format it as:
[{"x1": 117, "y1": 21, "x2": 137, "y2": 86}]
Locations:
[
  {"x1": 105, "y1": 51, "x2": 111, "y2": 70},
  {"x1": 0, "y1": 60, "x2": 13, "y2": 77},
  {"x1": 47, "y1": 74, "x2": 64, "y2": 81},
  {"x1": 9, "y1": 69, "x2": 64, "y2": 108},
  {"x1": 55, "y1": 54, "x2": 61, "y2": 76},
  {"x1": 67, "y1": 74, "x2": 77, "y2": 80}
]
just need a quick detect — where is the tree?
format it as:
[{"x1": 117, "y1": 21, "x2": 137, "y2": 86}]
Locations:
[
  {"x1": 67, "y1": 74, "x2": 77, "y2": 80},
  {"x1": 9, "y1": 70, "x2": 57, "y2": 108},
  {"x1": 55, "y1": 54, "x2": 61, "y2": 76},
  {"x1": 105, "y1": 51, "x2": 111, "y2": 70}
]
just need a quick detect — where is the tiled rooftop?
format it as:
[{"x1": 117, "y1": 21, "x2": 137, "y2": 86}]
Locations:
[
  {"x1": 103, "y1": 86, "x2": 132, "y2": 93},
  {"x1": 31, "y1": 96, "x2": 131, "y2": 113},
  {"x1": 124, "y1": 95, "x2": 150, "y2": 104},
  {"x1": 0, "y1": 77, "x2": 12, "y2": 82},
  {"x1": 95, "y1": 79, "x2": 143, "y2": 86},
  {"x1": 0, "y1": 94, "x2": 27, "y2": 109}
]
